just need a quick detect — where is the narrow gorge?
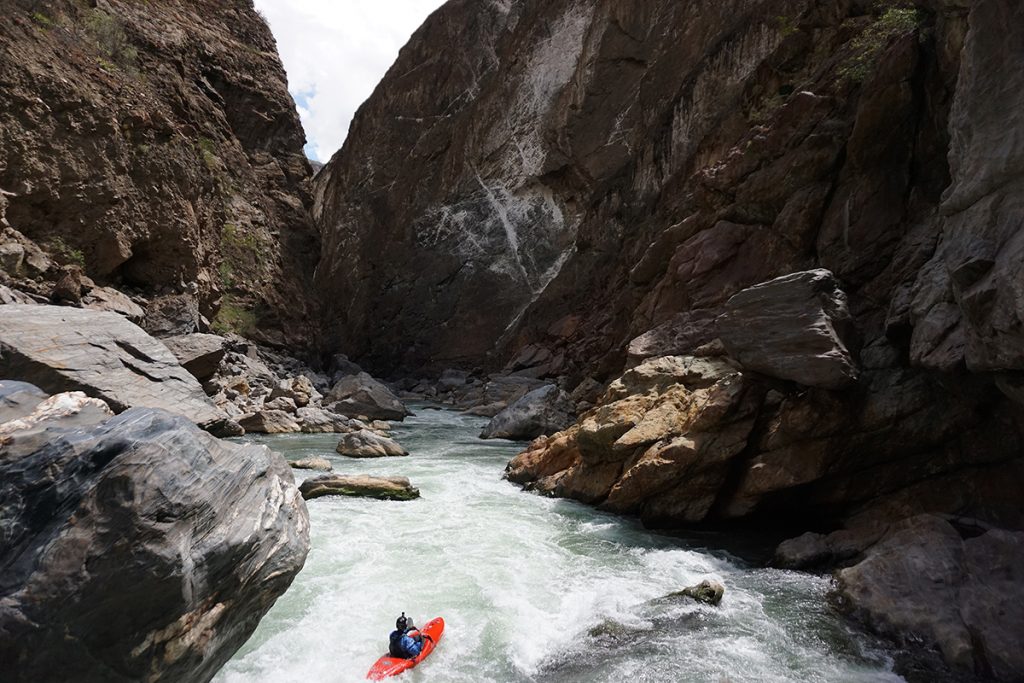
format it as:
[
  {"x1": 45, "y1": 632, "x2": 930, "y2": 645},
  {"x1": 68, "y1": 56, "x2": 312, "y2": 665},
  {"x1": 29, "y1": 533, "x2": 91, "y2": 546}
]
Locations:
[{"x1": 1, "y1": 0, "x2": 1022, "y2": 682}]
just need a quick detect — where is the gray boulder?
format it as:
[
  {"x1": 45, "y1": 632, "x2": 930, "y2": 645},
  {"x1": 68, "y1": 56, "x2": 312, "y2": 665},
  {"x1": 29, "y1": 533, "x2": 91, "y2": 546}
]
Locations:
[
  {"x1": 300, "y1": 474, "x2": 419, "y2": 501},
  {"x1": 289, "y1": 457, "x2": 333, "y2": 472},
  {"x1": 671, "y1": 579, "x2": 725, "y2": 606},
  {"x1": 336, "y1": 429, "x2": 408, "y2": 458},
  {"x1": 0, "y1": 305, "x2": 232, "y2": 433},
  {"x1": 0, "y1": 395, "x2": 309, "y2": 683},
  {"x1": 835, "y1": 514, "x2": 1024, "y2": 680},
  {"x1": 162, "y1": 333, "x2": 228, "y2": 382},
  {"x1": 716, "y1": 269, "x2": 858, "y2": 389},
  {"x1": 295, "y1": 406, "x2": 355, "y2": 433},
  {"x1": 325, "y1": 372, "x2": 411, "y2": 421},
  {"x1": 238, "y1": 409, "x2": 301, "y2": 434},
  {"x1": 626, "y1": 309, "x2": 719, "y2": 365},
  {"x1": 480, "y1": 384, "x2": 574, "y2": 441}
]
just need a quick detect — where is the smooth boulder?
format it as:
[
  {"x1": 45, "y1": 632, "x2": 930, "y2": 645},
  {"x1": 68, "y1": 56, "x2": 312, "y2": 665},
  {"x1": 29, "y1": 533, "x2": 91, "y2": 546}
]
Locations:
[
  {"x1": 162, "y1": 333, "x2": 228, "y2": 382},
  {"x1": 289, "y1": 457, "x2": 333, "y2": 472},
  {"x1": 0, "y1": 304, "x2": 230, "y2": 432},
  {"x1": 324, "y1": 372, "x2": 410, "y2": 421},
  {"x1": 238, "y1": 409, "x2": 301, "y2": 434},
  {"x1": 0, "y1": 395, "x2": 310, "y2": 683},
  {"x1": 336, "y1": 429, "x2": 408, "y2": 458},
  {"x1": 300, "y1": 474, "x2": 420, "y2": 501},
  {"x1": 716, "y1": 269, "x2": 858, "y2": 389},
  {"x1": 480, "y1": 384, "x2": 574, "y2": 440}
]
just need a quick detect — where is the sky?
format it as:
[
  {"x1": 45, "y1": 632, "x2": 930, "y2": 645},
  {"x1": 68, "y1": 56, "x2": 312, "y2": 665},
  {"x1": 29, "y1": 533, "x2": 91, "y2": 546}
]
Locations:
[{"x1": 253, "y1": 0, "x2": 447, "y2": 163}]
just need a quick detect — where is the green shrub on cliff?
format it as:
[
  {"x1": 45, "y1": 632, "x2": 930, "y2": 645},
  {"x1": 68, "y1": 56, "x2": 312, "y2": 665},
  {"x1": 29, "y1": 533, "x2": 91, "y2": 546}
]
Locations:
[
  {"x1": 84, "y1": 9, "x2": 138, "y2": 72},
  {"x1": 840, "y1": 8, "x2": 922, "y2": 83}
]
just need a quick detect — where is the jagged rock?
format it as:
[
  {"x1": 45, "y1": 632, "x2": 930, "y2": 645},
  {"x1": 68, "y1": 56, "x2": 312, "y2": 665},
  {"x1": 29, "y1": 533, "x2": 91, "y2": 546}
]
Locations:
[
  {"x1": 480, "y1": 384, "x2": 574, "y2": 441},
  {"x1": 295, "y1": 406, "x2": 354, "y2": 433},
  {"x1": 300, "y1": 474, "x2": 419, "y2": 501},
  {"x1": 0, "y1": 305, "x2": 230, "y2": 433},
  {"x1": 162, "y1": 333, "x2": 228, "y2": 382},
  {"x1": 626, "y1": 310, "x2": 719, "y2": 365},
  {"x1": 0, "y1": 285, "x2": 39, "y2": 305},
  {"x1": 238, "y1": 410, "x2": 301, "y2": 434},
  {"x1": 606, "y1": 355, "x2": 735, "y2": 401},
  {"x1": 81, "y1": 286, "x2": 145, "y2": 323},
  {"x1": 671, "y1": 580, "x2": 725, "y2": 606},
  {"x1": 325, "y1": 372, "x2": 410, "y2": 421},
  {"x1": 336, "y1": 429, "x2": 408, "y2": 458},
  {"x1": 834, "y1": 515, "x2": 1024, "y2": 680},
  {"x1": 269, "y1": 375, "x2": 318, "y2": 407},
  {"x1": 716, "y1": 270, "x2": 858, "y2": 390},
  {"x1": 289, "y1": 457, "x2": 333, "y2": 472},
  {"x1": 264, "y1": 396, "x2": 298, "y2": 413},
  {"x1": 0, "y1": 401, "x2": 309, "y2": 683}
]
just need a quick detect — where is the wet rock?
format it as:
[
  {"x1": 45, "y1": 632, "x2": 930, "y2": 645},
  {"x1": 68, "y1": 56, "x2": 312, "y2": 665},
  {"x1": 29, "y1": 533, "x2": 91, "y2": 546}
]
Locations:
[
  {"x1": 0, "y1": 304, "x2": 229, "y2": 433},
  {"x1": 670, "y1": 580, "x2": 725, "y2": 606},
  {"x1": 336, "y1": 429, "x2": 408, "y2": 458},
  {"x1": 238, "y1": 409, "x2": 301, "y2": 434},
  {"x1": 300, "y1": 474, "x2": 420, "y2": 501},
  {"x1": 162, "y1": 333, "x2": 228, "y2": 382},
  {"x1": 717, "y1": 270, "x2": 859, "y2": 389},
  {"x1": 0, "y1": 403, "x2": 309, "y2": 683},
  {"x1": 834, "y1": 514, "x2": 1024, "y2": 680},
  {"x1": 480, "y1": 384, "x2": 574, "y2": 441},
  {"x1": 325, "y1": 372, "x2": 411, "y2": 421},
  {"x1": 289, "y1": 457, "x2": 333, "y2": 472}
]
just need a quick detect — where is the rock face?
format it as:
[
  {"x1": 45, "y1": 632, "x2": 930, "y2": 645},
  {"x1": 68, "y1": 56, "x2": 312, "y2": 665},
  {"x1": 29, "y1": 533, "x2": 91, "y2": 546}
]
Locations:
[
  {"x1": 0, "y1": 385, "x2": 310, "y2": 683},
  {"x1": 325, "y1": 373, "x2": 411, "y2": 421},
  {"x1": 834, "y1": 515, "x2": 1024, "y2": 681},
  {"x1": 0, "y1": 304, "x2": 231, "y2": 432},
  {"x1": 480, "y1": 384, "x2": 574, "y2": 440},
  {"x1": 0, "y1": 0, "x2": 320, "y2": 348},
  {"x1": 716, "y1": 269, "x2": 858, "y2": 389},
  {"x1": 300, "y1": 475, "x2": 420, "y2": 502}
]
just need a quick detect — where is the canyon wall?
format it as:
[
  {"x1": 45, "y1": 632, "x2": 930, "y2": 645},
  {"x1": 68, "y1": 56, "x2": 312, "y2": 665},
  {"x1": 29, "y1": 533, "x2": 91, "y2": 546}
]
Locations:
[{"x1": 0, "y1": 0, "x2": 320, "y2": 349}]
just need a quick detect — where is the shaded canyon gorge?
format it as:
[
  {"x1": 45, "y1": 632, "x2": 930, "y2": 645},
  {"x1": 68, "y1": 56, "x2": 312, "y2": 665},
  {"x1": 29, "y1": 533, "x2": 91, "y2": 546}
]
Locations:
[{"x1": 1, "y1": 0, "x2": 1023, "y2": 681}]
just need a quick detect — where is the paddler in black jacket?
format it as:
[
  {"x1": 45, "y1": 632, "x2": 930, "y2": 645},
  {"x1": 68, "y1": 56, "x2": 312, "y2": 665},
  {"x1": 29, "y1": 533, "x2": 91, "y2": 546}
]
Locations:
[{"x1": 388, "y1": 613, "x2": 424, "y2": 659}]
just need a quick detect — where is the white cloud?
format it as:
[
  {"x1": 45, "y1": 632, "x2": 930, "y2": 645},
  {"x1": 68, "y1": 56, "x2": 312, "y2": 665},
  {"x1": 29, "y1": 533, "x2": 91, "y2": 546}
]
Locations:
[{"x1": 254, "y1": 0, "x2": 447, "y2": 163}]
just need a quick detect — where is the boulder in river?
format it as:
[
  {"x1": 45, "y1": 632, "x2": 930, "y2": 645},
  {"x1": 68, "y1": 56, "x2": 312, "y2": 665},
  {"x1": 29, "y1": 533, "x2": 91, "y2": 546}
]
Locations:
[
  {"x1": 671, "y1": 579, "x2": 725, "y2": 606},
  {"x1": 300, "y1": 474, "x2": 420, "y2": 501},
  {"x1": 336, "y1": 429, "x2": 408, "y2": 458},
  {"x1": 0, "y1": 386, "x2": 310, "y2": 683},
  {"x1": 716, "y1": 269, "x2": 859, "y2": 389},
  {"x1": 480, "y1": 384, "x2": 575, "y2": 440},
  {"x1": 295, "y1": 405, "x2": 355, "y2": 433},
  {"x1": 290, "y1": 457, "x2": 333, "y2": 472},
  {"x1": 238, "y1": 409, "x2": 302, "y2": 434},
  {"x1": 325, "y1": 372, "x2": 411, "y2": 421},
  {"x1": 0, "y1": 304, "x2": 232, "y2": 434},
  {"x1": 834, "y1": 514, "x2": 1024, "y2": 680}
]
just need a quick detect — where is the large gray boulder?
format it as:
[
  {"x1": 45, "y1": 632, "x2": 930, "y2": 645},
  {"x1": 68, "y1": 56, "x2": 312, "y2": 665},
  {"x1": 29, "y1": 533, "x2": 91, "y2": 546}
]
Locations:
[
  {"x1": 835, "y1": 515, "x2": 1024, "y2": 681},
  {"x1": 716, "y1": 269, "x2": 858, "y2": 389},
  {"x1": 0, "y1": 305, "x2": 231, "y2": 433},
  {"x1": 336, "y1": 429, "x2": 408, "y2": 458},
  {"x1": 300, "y1": 474, "x2": 419, "y2": 501},
  {"x1": 0, "y1": 388, "x2": 309, "y2": 683},
  {"x1": 480, "y1": 384, "x2": 574, "y2": 441},
  {"x1": 324, "y1": 372, "x2": 410, "y2": 421},
  {"x1": 162, "y1": 333, "x2": 228, "y2": 382}
]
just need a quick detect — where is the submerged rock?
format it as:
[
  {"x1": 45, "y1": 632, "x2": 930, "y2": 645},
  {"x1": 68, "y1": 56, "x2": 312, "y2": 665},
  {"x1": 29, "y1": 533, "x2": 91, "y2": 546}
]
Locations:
[
  {"x1": 290, "y1": 457, "x2": 333, "y2": 472},
  {"x1": 300, "y1": 474, "x2": 420, "y2": 501},
  {"x1": 0, "y1": 304, "x2": 232, "y2": 434},
  {"x1": 480, "y1": 384, "x2": 574, "y2": 440},
  {"x1": 325, "y1": 372, "x2": 411, "y2": 421},
  {"x1": 336, "y1": 429, "x2": 408, "y2": 458},
  {"x1": 0, "y1": 391, "x2": 309, "y2": 683}
]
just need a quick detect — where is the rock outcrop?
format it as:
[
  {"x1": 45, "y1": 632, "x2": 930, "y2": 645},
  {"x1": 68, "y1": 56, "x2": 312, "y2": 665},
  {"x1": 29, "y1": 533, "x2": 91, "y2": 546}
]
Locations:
[
  {"x1": 300, "y1": 475, "x2": 420, "y2": 502},
  {"x1": 0, "y1": 304, "x2": 232, "y2": 433},
  {"x1": 1, "y1": 0, "x2": 321, "y2": 349},
  {"x1": 0, "y1": 383, "x2": 309, "y2": 682},
  {"x1": 480, "y1": 384, "x2": 574, "y2": 440}
]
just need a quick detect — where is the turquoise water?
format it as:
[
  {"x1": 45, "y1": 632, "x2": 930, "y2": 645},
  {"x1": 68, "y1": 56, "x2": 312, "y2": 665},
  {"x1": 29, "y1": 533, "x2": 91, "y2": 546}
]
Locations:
[{"x1": 216, "y1": 408, "x2": 902, "y2": 683}]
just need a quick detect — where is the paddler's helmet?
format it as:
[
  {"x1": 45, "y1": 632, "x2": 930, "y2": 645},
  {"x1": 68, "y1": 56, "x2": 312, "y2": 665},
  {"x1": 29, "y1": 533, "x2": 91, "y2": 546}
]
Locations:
[{"x1": 396, "y1": 613, "x2": 408, "y2": 631}]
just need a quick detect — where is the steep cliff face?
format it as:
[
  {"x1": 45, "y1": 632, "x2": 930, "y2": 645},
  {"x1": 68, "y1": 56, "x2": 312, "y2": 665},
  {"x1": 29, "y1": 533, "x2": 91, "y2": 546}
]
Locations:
[{"x1": 0, "y1": 0, "x2": 320, "y2": 349}]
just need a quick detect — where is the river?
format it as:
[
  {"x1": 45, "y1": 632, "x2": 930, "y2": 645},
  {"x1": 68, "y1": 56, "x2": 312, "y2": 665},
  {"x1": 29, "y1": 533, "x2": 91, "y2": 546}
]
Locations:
[{"x1": 216, "y1": 407, "x2": 903, "y2": 683}]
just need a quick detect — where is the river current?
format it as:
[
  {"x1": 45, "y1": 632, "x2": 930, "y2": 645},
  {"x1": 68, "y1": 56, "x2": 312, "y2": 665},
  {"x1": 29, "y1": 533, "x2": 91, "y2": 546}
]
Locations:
[{"x1": 216, "y1": 407, "x2": 903, "y2": 683}]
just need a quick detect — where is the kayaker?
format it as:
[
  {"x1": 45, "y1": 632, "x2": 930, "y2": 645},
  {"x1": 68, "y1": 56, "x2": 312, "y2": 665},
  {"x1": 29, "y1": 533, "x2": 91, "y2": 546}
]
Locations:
[{"x1": 388, "y1": 613, "x2": 424, "y2": 659}]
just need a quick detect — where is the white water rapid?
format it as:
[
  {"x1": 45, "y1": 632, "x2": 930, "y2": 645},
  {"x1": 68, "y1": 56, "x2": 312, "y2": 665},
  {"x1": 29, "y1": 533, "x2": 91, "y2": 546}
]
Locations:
[{"x1": 217, "y1": 407, "x2": 904, "y2": 683}]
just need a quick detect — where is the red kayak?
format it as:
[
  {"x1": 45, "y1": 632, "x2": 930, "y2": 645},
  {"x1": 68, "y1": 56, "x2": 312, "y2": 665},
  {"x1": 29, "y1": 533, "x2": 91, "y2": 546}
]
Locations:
[{"x1": 366, "y1": 617, "x2": 445, "y2": 680}]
